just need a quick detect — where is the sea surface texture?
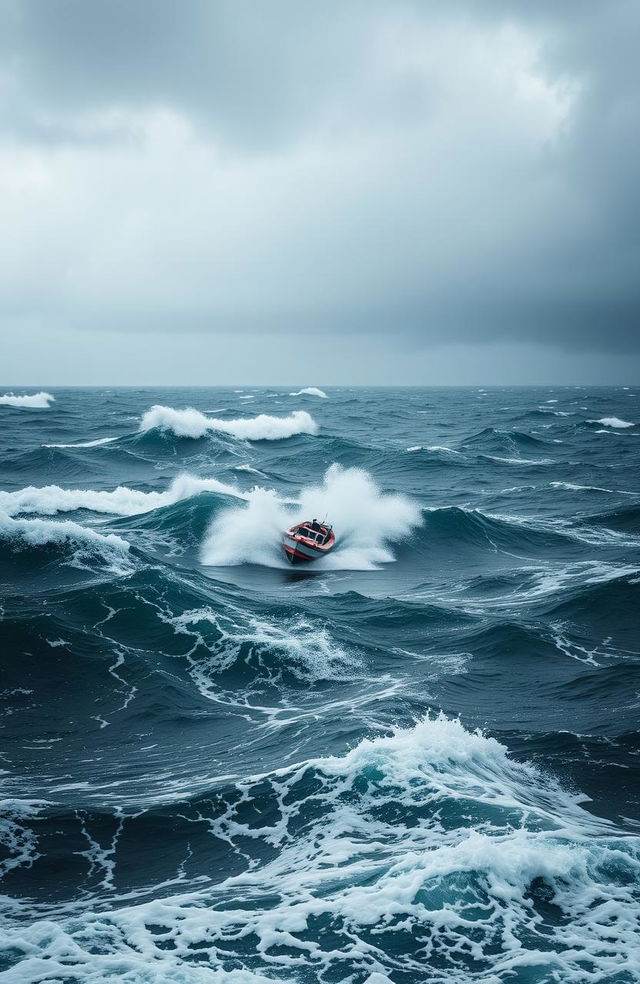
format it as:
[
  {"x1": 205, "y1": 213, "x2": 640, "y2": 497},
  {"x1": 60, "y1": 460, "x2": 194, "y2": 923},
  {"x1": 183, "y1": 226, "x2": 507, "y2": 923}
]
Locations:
[{"x1": 1, "y1": 385, "x2": 639, "y2": 984}]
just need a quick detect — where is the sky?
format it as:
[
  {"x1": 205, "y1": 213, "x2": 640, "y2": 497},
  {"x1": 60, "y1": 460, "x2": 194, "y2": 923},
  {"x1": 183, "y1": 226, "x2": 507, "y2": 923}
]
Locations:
[{"x1": 1, "y1": 0, "x2": 639, "y2": 385}]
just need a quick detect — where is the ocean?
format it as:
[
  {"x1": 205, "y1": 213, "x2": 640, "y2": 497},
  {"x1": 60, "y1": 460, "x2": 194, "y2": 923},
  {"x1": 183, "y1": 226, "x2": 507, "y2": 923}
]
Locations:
[{"x1": 1, "y1": 384, "x2": 639, "y2": 983}]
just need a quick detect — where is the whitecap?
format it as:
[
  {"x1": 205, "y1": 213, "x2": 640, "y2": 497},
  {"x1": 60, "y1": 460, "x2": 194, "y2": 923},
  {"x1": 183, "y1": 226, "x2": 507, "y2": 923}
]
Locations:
[
  {"x1": 589, "y1": 417, "x2": 634, "y2": 428},
  {"x1": 233, "y1": 464, "x2": 268, "y2": 477},
  {"x1": 0, "y1": 474, "x2": 247, "y2": 518},
  {"x1": 551, "y1": 481, "x2": 634, "y2": 495},
  {"x1": 0, "y1": 511, "x2": 131, "y2": 573},
  {"x1": 139, "y1": 405, "x2": 318, "y2": 440},
  {"x1": 485, "y1": 455, "x2": 555, "y2": 466},
  {"x1": 289, "y1": 387, "x2": 328, "y2": 398},
  {"x1": 44, "y1": 437, "x2": 117, "y2": 449},
  {"x1": 0, "y1": 391, "x2": 54, "y2": 409}
]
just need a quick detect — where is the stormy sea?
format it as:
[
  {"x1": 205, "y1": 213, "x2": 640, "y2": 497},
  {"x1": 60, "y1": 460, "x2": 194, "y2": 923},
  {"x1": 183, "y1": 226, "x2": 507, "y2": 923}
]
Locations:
[{"x1": 1, "y1": 384, "x2": 639, "y2": 984}]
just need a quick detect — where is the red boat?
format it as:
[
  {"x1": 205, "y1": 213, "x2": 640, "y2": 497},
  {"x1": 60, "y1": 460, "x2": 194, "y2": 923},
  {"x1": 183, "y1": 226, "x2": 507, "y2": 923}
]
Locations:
[{"x1": 282, "y1": 519, "x2": 336, "y2": 564}]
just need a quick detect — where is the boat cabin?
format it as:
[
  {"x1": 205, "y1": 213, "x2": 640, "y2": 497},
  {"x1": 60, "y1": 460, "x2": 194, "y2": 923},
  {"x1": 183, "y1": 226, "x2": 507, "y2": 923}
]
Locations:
[{"x1": 297, "y1": 521, "x2": 331, "y2": 545}]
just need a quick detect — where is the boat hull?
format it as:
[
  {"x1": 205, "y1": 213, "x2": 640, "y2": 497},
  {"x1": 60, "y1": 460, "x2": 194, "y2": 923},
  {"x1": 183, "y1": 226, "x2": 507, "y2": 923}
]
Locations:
[{"x1": 282, "y1": 530, "x2": 335, "y2": 564}]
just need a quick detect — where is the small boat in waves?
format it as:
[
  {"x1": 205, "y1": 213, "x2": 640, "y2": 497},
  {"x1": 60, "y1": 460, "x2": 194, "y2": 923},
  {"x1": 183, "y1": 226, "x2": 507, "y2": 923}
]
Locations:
[{"x1": 282, "y1": 519, "x2": 336, "y2": 564}]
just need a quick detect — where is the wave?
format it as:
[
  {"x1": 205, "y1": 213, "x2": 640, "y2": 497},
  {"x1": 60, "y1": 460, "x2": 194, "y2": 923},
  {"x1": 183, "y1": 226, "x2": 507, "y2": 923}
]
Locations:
[
  {"x1": 233, "y1": 464, "x2": 268, "y2": 477},
  {"x1": 588, "y1": 417, "x2": 635, "y2": 428},
  {"x1": 417, "y1": 506, "x2": 581, "y2": 559},
  {"x1": 44, "y1": 436, "x2": 117, "y2": 449},
  {"x1": 406, "y1": 445, "x2": 462, "y2": 455},
  {"x1": 0, "y1": 391, "x2": 54, "y2": 409},
  {"x1": 551, "y1": 481, "x2": 635, "y2": 495},
  {"x1": 582, "y1": 503, "x2": 640, "y2": 534},
  {"x1": 201, "y1": 464, "x2": 422, "y2": 569},
  {"x1": 0, "y1": 474, "x2": 247, "y2": 520},
  {"x1": 160, "y1": 606, "x2": 361, "y2": 689},
  {"x1": 4, "y1": 715, "x2": 636, "y2": 983},
  {"x1": 139, "y1": 405, "x2": 318, "y2": 440},
  {"x1": 464, "y1": 427, "x2": 549, "y2": 448},
  {"x1": 289, "y1": 386, "x2": 327, "y2": 398},
  {"x1": 481, "y1": 454, "x2": 555, "y2": 466},
  {"x1": 0, "y1": 511, "x2": 131, "y2": 572},
  {"x1": 542, "y1": 570, "x2": 640, "y2": 643}
]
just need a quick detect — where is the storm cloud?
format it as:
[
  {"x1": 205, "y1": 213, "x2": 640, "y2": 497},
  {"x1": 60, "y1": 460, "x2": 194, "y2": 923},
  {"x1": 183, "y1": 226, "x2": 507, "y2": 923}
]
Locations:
[{"x1": 1, "y1": 0, "x2": 639, "y2": 382}]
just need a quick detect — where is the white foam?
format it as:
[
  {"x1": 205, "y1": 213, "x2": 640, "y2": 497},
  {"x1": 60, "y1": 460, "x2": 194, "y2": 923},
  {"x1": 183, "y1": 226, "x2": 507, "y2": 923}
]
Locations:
[
  {"x1": 233, "y1": 464, "x2": 268, "y2": 477},
  {"x1": 407, "y1": 445, "x2": 461, "y2": 454},
  {"x1": 589, "y1": 417, "x2": 634, "y2": 428},
  {"x1": 201, "y1": 464, "x2": 422, "y2": 570},
  {"x1": 161, "y1": 606, "x2": 361, "y2": 688},
  {"x1": 0, "y1": 511, "x2": 131, "y2": 571},
  {"x1": 551, "y1": 481, "x2": 634, "y2": 495},
  {"x1": 3, "y1": 715, "x2": 638, "y2": 983},
  {"x1": 485, "y1": 455, "x2": 555, "y2": 465},
  {"x1": 0, "y1": 474, "x2": 246, "y2": 518},
  {"x1": 0, "y1": 391, "x2": 54, "y2": 408},
  {"x1": 289, "y1": 387, "x2": 328, "y2": 398},
  {"x1": 44, "y1": 437, "x2": 117, "y2": 449},
  {"x1": 139, "y1": 405, "x2": 318, "y2": 440}
]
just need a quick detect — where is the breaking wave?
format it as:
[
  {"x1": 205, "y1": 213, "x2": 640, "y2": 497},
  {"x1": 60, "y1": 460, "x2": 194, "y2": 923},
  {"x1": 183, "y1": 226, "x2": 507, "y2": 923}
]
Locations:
[
  {"x1": 589, "y1": 417, "x2": 635, "y2": 428},
  {"x1": 44, "y1": 436, "x2": 117, "y2": 449},
  {"x1": 201, "y1": 464, "x2": 422, "y2": 569},
  {"x1": 3, "y1": 384, "x2": 640, "y2": 984},
  {"x1": 139, "y1": 405, "x2": 319, "y2": 440},
  {"x1": 289, "y1": 386, "x2": 327, "y2": 398},
  {"x1": 0, "y1": 511, "x2": 131, "y2": 571},
  {"x1": 0, "y1": 391, "x2": 54, "y2": 408},
  {"x1": 3, "y1": 715, "x2": 638, "y2": 984},
  {"x1": 0, "y1": 474, "x2": 246, "y2": 518}
]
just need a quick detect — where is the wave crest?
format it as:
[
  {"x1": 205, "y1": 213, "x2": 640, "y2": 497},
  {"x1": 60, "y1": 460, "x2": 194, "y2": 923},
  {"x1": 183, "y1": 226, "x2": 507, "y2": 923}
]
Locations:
[
  {"x1": 0, "y1": 391, "x2": 54, "y2": 409},
  {"x1": 589, "y1": 417, "x2": 635, "y2": 428},
  {"x1": 139, "y1": 405, "x2": 319, "y2": 440},
  {"x1": 0, "y1": 511, "x2": 131, "y2": 572},
  {"x1": 0, "y1": 474, "x2": 246, "y2": 519},
  {"x1": 289, "y1": 387, "x2": 327, "y2": 398}
]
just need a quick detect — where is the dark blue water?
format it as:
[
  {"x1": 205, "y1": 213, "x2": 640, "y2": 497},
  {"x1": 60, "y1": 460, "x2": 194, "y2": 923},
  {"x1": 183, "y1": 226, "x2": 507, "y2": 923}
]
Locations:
[{"x1": 1, "y1": 385, "x2": 639, "y2": 983}]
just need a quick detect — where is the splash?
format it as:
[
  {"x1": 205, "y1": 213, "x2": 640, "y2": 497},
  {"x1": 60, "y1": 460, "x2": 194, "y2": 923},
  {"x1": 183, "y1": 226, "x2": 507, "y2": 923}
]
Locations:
[
  {"x1": 201, "y1": 464, "x2": 422, "y2": 569},
  {"x1": 289, "y1": 387, "x2": 327, "y2": 398},
  {"x1": 139, "y1": 405, "x2": 318, "y2": 439},
  {"x1": 0, "y1": 391, "x2": 54, "y2": 409}
]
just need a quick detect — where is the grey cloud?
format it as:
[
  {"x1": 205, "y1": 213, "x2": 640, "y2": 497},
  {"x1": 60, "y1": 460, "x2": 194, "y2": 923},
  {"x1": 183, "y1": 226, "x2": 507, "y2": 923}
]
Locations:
[
  {"x1": 0, "y1": 0, "x2": 639, "y2": 373},
  {"x1": 1, "y1": 0, "x2": 368, "y2": 149}
]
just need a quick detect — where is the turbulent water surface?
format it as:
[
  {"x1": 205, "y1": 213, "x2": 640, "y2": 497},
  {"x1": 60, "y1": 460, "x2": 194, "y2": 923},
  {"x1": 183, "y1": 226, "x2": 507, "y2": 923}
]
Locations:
[{"x1": 1, "y1": 385, "x2": 639, "y2": 984}]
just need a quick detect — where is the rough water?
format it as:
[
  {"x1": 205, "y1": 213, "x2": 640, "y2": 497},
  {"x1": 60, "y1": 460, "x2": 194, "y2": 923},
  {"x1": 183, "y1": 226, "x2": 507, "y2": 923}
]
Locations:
[{"x1": 1, "y1": 385, "x2": 639, "y2": 984}]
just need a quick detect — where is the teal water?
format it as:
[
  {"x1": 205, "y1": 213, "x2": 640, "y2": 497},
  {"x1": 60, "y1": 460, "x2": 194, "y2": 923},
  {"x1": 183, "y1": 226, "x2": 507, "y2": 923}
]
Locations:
[{"x1": 1, "y1": 386, "x2": 639, "y2": 982}]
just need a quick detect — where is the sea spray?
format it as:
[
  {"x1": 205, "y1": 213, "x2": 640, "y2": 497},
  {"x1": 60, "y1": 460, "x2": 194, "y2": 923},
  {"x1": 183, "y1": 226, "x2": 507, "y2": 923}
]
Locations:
[{"x1": 201, "y1": 464, "x2": 422, "y2": 569}]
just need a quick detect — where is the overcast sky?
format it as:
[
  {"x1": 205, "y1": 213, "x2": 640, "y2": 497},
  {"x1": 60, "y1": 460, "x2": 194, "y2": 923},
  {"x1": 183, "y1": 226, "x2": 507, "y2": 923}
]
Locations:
[{"x1": 1, "y1": 0, "x2": 638, "y2": 384}]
